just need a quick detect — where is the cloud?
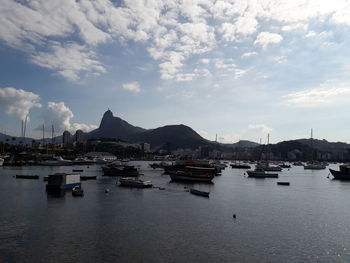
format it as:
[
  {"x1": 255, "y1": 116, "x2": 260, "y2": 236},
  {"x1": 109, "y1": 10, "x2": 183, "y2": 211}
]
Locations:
[
  {"x1": 122, "y1": 82, "x2": 141, "y2": 93},
  {"x1": 2, "y1": 0, "x2": 350, "y2": 83},
  {"x1": 248, "y1": 124, "x2": 272, "y2": 134},
  {"x1": 0, "y1": 87, "x2": 41, "y2": 120},
  {"x1": 40, "y1": 102, "x2": 97, "y2": 133},
  {"x1": 30, "y1": 42, "x2": 106, "y2": 81},
  {"x1": 199, "y1": 123, "x2": 272, "y2": 143},
  {"x1": 241, "y1": 51, "x2": 258, "y2": 58},
  {"x1": 282, "y1": 80, "x2": 350, "y2": 108},
  {"x1": 254, "y1": 32, "x2": 283, "y2": 49}
]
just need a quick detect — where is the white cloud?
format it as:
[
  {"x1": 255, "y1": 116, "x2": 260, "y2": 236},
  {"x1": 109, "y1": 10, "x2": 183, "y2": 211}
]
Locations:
[
  {"x1": 254, "y1": 32, "x2": 283, "y2": 49},
  {"x1": 199, "y1": 123, "x2": 273, "y2": 143},
  {"x1": 2, "y1": 0, "x2": 350, "y2": 83},
  {"x1": 122, "y1": 82, "x2": 141, "y2": 93},
  {"x1": 0, "y1": 87, "x2": 41, "y2": 120},
  {"x1": 30, "y1": 42, "x2": 106, "y2": 81},
  {"x1": 41, "y1": 102, "x2": 97, "y2": 133},
  {"x1": 282, "y1": 80, "x2": 350, "y2": 108},
  {"x1": 248, "y1": 124, "x2": 272, "y2": 134},
  {"x1": 176, "y1": 73, "x2": 197, "y2": 82},
  {"x1": 241, "y1": 51, "x2": 258, "y2": 58}
]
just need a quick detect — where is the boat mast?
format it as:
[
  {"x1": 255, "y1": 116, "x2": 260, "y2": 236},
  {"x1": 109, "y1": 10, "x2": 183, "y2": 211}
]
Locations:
[
  {"x1": 42, "y1": 124, "x2": 45, "y2": 149},
  {"x1": 267, "y1": 133, "x2": 270, "y2": 166},
  {"x1": 311, "y1": 128, "x2": 314, "y2": 163}
]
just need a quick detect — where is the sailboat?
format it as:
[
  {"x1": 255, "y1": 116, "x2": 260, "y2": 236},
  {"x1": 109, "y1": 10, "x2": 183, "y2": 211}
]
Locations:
[
  {"x1": 247, "y1": 134, "x2": 279, "y2": 178},
  {"x1": 230, "y1": 141, "x2": 251, "y2": 169},
  {"x1": 303, "y1": 129, "x2": 326, "y2": 170}
]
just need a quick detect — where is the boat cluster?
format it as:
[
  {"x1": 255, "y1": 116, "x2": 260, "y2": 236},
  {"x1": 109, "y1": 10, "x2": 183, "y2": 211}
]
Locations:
[{"x1": 11, "y1": 158, "x2": 350, "y2": 200}]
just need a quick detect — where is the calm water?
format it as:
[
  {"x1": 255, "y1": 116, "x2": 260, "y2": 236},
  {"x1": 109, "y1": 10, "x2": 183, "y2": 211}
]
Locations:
[{"x1": 1, "y1": 162, "x2": 350, "y2": 262}]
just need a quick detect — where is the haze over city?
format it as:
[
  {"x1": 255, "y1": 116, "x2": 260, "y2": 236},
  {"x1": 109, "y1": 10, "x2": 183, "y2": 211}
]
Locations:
[{"x1": 1, "y1": 0, "x2": 350, "y2": 143}]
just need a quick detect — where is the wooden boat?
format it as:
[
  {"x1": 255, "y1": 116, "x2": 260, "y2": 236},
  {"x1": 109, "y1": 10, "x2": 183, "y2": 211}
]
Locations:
[
  {"x1": 329, "y1": 165, "x2": 350, "y2": 180},
  {"x1": 16, "y1": 174, "x2": 39, "y2": 179},
  {"x1": 119, "y1": 177, "x2": 153, "y2": 188},
  {"x1": 167, "y1": 170, "x2": 215, "y2": 182},
  {"x1": 72, "y1": 186, "x2": 84, "y2": 196},
  {"x1": 277, "y1": 182, "x2": 290, "y2": 186},
  {"x1": 190, "y1": 188, "x2": 210, "y2": 197},
  {"x1": 102, "y1": 163, "x2": 139, "y2": 177}
]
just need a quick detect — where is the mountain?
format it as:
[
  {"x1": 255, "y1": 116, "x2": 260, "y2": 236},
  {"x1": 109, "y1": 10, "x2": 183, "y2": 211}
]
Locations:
[
  {"x1": 87, "y1": 109, "x2": 146, "y2": 141},
  {"x1": 87, "y1": 110, "x2": 209, "y2": 150},
  {"x1": 226, "y1": 140, "x2": 260, "y2": 148},
  {"x1": 296, "y1": 138, "x2": 350, "y2": 153},
  {"x1": 130, "y1": 124, "x2": 208, "y2": 150}
]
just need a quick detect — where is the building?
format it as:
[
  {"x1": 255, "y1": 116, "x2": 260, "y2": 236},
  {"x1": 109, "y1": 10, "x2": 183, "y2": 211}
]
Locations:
[
  {"x1": 141, "y1": 143, "x2": 151, "y2": 153},
  {"x1": 75, "y1": 129, "x2": 84, "y2": 144},
  {"x1": 62, "y1": 131, "x2": 72, "y2": 147}
]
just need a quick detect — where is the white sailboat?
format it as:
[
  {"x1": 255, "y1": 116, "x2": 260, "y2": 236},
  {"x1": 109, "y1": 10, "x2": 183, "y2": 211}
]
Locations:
[
  {"x1": 303, "y1": 129, "x2": 326, "y2": 170},
  {"x1": 247, "y1": 134, "x2": 279, "y2": 178}
]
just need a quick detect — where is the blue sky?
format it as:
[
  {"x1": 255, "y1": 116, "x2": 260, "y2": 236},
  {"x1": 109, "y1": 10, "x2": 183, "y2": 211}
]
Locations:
[{"x1": 1, "y1": 0, "x2": 350, "y2": 143}]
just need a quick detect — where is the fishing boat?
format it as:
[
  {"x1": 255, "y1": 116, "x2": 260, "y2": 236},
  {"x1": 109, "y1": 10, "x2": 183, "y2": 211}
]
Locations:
[
  {"x1": 16, "y1": 174, "x2": 39, "y2": 179},
  {"x1": 46, "y1": 173, "x2": 81, "y2": 191},
  {"x1": 190, "y1": 188, "x2": 210, "y2": 197},
  {"x1": 329, "y1": 165, "x2": 350, "y2": 180},
  {"x1": 166, "y1": 166, "x2": 215, "y2": 182},
  {"x1": 72, "y1": 186, "x2": 84, "y2": 196},
  {"x1": 119, "y1": 177, "x2": 153, "y2": 188},
  {"x1": 164, "y1": 161, "x2": 217, "y2": 176},
  {"x1": 102, "y1": 161, "x2": 139, "y2": 177}
]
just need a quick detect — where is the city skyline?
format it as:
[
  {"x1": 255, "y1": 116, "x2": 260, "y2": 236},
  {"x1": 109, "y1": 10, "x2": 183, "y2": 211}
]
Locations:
[{"x1": 1, "y1": 1, "x2": 350, "y2": 144}]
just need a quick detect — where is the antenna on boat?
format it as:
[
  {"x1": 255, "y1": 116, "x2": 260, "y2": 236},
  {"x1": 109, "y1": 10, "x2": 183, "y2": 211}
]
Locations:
[{"x1": 215, "y1": 134, "x2": 217, "y2": 143}]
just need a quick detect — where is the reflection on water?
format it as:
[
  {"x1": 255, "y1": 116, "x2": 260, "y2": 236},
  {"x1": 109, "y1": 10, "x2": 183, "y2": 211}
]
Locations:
[{"x1": 1, "y1": 162, "x2": 350, "y2": 262}]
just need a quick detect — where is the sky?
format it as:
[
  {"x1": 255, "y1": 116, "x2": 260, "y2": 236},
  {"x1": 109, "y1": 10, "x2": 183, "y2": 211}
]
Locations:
[{"x1": 1, "y1": 0, "x2": 350, "y2": 144}]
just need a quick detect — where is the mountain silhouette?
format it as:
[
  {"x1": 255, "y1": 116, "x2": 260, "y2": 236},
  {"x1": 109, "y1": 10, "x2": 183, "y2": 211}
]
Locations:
[{"x1": 86, "y1": 110, "x2": 209, "y2": 149}]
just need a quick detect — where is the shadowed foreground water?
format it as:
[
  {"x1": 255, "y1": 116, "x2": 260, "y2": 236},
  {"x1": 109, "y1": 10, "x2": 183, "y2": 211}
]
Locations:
[{"x1": 1, "y1": 162, "x2": 350, "y2": 262}]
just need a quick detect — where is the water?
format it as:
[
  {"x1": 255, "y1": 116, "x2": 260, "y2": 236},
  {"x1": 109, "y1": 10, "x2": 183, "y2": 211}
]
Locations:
[{"x1": 1, "y1": 162, "x2": 350, "y2": 262}]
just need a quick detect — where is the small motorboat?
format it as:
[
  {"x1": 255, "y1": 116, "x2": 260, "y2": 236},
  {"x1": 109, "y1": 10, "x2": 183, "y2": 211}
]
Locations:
[
  {"x1": 277, "y1": 182, "x2": 290, "y2": 186},
  {"x1": 119, "y1": 177, "x2": 153, "y2": 188},
  {"x1": 16, "y1": 175, "x2": 39, "y2": 179},
  {"x1": 189, "y1": 188, "x2": 210, "y2": 197},
  {"x1": 80, "y1": 175, "x2": 97, "y2": 180},
  {"x1": 72, "y1": 186, "x2": 84, "y2": 196}
]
